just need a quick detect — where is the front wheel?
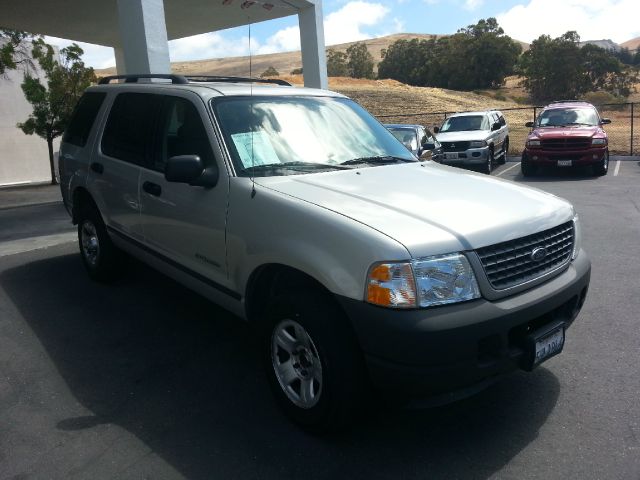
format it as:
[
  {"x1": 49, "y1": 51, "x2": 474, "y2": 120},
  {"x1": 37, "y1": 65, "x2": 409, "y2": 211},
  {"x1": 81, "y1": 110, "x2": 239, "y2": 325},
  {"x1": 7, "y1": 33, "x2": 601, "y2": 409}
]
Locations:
[
  {"x1": 521, "y1": 156, "x2": 536, "y2": 177},
  {"x1": 593, "y1": 150, "x2": 609, "y2": 176},
  {"x1": 484, "y1": 148, "x2": 494, "y2": 175},
  {"x1": 262, "y1": 291, "x2": 366, "y2": 432}
]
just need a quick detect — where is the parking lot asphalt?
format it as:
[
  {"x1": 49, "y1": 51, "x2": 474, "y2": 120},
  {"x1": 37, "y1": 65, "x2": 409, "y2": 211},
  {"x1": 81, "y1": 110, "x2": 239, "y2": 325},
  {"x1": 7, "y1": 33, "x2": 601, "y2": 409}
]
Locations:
[{"x1": 1, "y1": 160, "x2": 639, "y2": 479}]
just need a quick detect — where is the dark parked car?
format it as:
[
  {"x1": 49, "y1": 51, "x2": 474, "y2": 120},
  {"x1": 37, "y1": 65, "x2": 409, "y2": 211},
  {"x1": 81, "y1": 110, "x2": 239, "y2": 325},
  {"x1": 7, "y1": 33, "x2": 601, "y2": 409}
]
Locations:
[
  {"x1": 384, "y1": 124, "x2": 442, "y2": 160},
  {"x1": 522, "y1": 101, "x2": 611, "y2": 176}
]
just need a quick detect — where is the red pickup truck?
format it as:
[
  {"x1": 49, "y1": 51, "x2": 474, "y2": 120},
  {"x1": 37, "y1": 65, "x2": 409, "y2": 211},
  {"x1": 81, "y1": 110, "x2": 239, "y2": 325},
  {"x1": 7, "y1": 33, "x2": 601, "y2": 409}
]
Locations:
[{"x1": 522, "y1": 101, "x2": 611, "y2": 177}]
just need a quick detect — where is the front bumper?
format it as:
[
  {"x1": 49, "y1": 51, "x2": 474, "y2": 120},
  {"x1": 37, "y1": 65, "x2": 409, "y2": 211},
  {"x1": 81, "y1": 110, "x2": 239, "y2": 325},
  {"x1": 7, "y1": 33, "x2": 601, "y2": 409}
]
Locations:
[
  {"x1": 523, "y1": 146, "x2": 607, "y2": 166},
  {"x1": 335, "y1": 250, "x2": 591, "y2": 398},
  {"x1": 440, "y1": 146, "x2": 489, "y2": 166}
]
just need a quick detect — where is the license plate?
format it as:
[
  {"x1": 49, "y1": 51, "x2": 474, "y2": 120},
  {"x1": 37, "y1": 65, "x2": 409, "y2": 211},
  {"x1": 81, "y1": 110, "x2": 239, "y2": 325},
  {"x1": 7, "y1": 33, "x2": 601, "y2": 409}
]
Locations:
[
  {"x1": 534, "y1": 327, "x2": 565, "y2": 366},
  {"x1": 522, "y1": 322, "x2": 565, "y2": 371},
  {"x1": 557, "y1": 160, "x2": 572, "y2": 167},
  {"x1": 446, "y1": 153, "x2": 459, "y2": 160}
]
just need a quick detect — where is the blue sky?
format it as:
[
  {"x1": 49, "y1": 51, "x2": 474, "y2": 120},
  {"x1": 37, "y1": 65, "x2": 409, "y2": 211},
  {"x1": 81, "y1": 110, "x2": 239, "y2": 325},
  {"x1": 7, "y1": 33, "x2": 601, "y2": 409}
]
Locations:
[{"x1": 46, "y1": 0, "x2": 640, "y2": 69}]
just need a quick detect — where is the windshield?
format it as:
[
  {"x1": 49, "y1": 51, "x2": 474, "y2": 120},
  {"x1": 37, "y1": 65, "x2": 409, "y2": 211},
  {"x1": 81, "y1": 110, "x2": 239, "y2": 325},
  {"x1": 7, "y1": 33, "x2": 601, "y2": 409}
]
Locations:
[
  {"x1": 213, "y1": 96, "x2": 415, "y2": 177},
  {"x1": 387, "y1": 128, "x2": 418, "y2": 151},
  {"x1": 537, "y1": 108, "x2": 599, "y2": 127},
  {"x1": 440, "y1": 115, "x2": 487, "y2": 132}
]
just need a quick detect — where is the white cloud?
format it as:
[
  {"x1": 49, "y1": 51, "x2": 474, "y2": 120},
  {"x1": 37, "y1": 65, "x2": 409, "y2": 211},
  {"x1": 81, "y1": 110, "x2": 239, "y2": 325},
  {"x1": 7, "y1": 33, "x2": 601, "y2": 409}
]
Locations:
[
  {"x1": 169, "y1": 32, "x2": 251, "y2": 61},
  {"x1": 45, "y1": 36, "x2": 115, "y2": 69},
  {"x1": 497, "y1": 0, "x2": 640, "y2": 44},
  {"x1": 324, "y1": 1, "x2": 389, "y2": 44},
  {"x1": 255, "y1": 26, "x2": 300, "y2": 54},
  {"x1": 464, "y1": 0, "x2": 484, "y2": 11}
]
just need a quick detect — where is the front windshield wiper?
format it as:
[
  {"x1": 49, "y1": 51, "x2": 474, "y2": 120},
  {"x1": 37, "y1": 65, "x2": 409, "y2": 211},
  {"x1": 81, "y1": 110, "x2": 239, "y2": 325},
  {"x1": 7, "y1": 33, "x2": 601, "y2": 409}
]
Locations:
[
  {"x1": 240, "y1": 161, "x2": 350, "y2": 174},
  {"x1": 339, "y1": 155, "x2": 416, "y2": 166},
  {"x1": 564, "y1": 122, "x2": 595, "y2": 126}
]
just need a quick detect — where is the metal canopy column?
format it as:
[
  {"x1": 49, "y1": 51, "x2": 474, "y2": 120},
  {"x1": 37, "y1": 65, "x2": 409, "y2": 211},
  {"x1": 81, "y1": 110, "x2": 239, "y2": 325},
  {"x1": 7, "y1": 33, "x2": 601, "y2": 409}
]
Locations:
[
  {"x1": 116, "y1": 0, "x2": 171, "y2": 74},
  {"x1": 298, "y1": 1, "x2": 328, "y2": 89}
]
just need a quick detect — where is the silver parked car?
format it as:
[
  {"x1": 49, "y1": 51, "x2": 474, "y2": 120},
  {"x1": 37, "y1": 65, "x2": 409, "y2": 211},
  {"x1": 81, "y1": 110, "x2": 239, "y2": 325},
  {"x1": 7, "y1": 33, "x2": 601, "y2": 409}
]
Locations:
[
  {"x1": 435, "y1": 110, "x2": 509, "y2": 174},
  {"x1": 59, "y1": 75, "x2": 590, "y2": 432},
  {"x1": 384, "y1": 123, "x2": 443, "y2": 160}
]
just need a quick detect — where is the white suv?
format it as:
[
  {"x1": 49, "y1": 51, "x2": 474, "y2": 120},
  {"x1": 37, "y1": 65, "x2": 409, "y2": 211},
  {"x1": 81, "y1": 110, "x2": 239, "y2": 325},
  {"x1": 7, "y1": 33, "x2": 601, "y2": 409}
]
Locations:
[
  {"x1": 59, "y1": 75, "x2": 590, "y2": 431},
  {"x1": 435, "y1": 110, "x2": 509, "y2": 174}
]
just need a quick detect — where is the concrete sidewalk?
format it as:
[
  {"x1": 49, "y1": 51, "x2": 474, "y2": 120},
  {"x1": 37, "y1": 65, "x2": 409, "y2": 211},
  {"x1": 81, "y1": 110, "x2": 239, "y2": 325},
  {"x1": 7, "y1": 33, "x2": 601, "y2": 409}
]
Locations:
[{"x1": 0, "y1": 184, "x2": 62, "y2": 210}]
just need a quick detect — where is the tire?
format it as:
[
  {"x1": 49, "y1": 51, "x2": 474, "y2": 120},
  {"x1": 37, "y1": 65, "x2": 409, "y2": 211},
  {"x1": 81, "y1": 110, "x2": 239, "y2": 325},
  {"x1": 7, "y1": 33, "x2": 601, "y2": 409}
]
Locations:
[
  {"x1": 521, "y1": 156, "x2": 536, "y2": 177},
  {"x1": 484, "y1": 148, "x2": 494, "y2": 174},
  {"x1": 499, "y1": 138, "x2": 509, "y2": 165},
  {"x1": 262, "y1": 291, "x2": 366, "y2": 432},
  {"x1": 77, "y1": 203, "x2": 122, "y2": 282},
  {"x1": 593, "y1": 150, "x2": 609, "y2": 176}
]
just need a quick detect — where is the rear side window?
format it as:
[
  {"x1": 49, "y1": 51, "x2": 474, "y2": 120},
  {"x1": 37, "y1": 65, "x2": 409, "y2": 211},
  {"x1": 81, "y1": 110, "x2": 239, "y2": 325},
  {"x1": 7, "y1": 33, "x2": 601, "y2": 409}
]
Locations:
[
  {"x1": 62, "y1": 92, "x2": 106, "y2": 147},
  {"x1": 101, "y1": 93, "x2": 163, "y2": 165}
]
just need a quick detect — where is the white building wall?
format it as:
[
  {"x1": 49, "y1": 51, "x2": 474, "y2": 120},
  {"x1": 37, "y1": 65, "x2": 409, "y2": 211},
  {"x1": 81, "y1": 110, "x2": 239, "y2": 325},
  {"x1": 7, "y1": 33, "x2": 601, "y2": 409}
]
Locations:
[{"x1": 0, "y1": 51, "x2": 59, "y2": 187}]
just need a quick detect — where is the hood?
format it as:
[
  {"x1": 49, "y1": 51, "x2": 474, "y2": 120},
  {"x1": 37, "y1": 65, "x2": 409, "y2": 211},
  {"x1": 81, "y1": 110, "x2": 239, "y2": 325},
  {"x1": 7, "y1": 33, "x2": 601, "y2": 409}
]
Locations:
[
  {"x1": 435, "y1": 130, "x2": 490, "y2": 143},
  {"x1": 257, "y1": 162, "x2": 574, "y2": 258},
  {"x1": 530, "y1": 126, "x2": 605, "y2": 139}
]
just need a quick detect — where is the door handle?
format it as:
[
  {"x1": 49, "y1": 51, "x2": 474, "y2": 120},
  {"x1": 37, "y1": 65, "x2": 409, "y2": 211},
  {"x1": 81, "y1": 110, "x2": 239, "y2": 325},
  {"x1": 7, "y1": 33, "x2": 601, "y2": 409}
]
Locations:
[
  {"x1": 90, "y1": 162, "x2": 104, "y2": 174},
  {"x1": 143, "y1": 181, "x2": 162, "y2": 197}
]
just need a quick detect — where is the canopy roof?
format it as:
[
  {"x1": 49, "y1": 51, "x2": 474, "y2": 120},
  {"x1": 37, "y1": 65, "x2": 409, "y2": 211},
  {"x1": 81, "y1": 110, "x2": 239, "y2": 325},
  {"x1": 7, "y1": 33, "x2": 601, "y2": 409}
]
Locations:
[{"x1": 0, "y1": 0, "x2": 310, "y2": 47}]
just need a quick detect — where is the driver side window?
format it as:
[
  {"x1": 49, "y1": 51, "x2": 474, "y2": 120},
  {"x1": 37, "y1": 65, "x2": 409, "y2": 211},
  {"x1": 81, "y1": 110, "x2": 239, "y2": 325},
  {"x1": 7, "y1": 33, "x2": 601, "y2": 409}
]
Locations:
[{"x1": 154, "y1": 97, "x2": 215, "y2": 172}]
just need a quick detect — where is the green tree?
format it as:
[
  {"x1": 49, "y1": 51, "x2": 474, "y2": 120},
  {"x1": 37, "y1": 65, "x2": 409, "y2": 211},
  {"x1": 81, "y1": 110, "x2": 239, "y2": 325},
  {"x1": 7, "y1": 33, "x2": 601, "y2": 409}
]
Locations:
[
  {"x1": 346, "y1": 42, "x2": 374, "y2": 79},
  {"x1": 17, "y1": 39, "x2": 95, "y2": 184},
  {"x1": 260, "y1": 66, "x2": 279, "y2": 78},
  {"x1": 519, "y1": 31, "x2": 637, "y2": 101},
  {"x1": 326, "y1": 49, "x2": 349, "y2": 77},
  {"x1": 0, "y1": 29, "x2": 40, "y2": 75},
  {"x1": 378, "y1": 19, "x2": 520, "y2": 89}
]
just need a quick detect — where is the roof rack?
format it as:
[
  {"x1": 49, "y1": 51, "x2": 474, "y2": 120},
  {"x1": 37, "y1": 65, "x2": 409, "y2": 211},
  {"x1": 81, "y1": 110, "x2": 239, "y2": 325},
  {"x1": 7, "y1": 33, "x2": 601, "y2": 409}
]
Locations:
[
  {"x1": 185, "y1": 75, "x2": 291, "y2": 86},
  {"x1": 98, "y1": 74, "x2": 291, "y2": 87},
  {"x1": 98, "y1": 74, "x2": 188, "y2": 84}
]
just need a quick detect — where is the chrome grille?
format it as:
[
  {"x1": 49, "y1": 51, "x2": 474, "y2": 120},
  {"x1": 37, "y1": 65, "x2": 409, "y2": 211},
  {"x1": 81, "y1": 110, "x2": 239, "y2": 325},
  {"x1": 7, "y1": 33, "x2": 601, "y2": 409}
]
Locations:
[
  {"x1": 441, "y1": 141, "x2": 470, "y2": 152},
  {"x1": 541, "y1": 138, "x2": 591, "y2": 150},
  {"x1": 476, "y1": 221, "x2": 574, "y2": 290}
]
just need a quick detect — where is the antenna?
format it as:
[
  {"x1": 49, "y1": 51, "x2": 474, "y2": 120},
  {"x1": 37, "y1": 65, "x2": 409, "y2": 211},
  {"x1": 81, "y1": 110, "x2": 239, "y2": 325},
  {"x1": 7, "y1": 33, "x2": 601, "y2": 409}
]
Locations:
[{"x1": 249, "y1": 18, "x2": 256, "y2": 199}]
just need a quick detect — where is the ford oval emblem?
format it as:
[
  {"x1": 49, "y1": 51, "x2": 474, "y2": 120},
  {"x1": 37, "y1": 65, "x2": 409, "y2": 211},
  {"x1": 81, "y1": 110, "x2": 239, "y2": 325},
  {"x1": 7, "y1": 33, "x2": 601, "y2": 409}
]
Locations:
[{"x1": 531, "y1": 247, "x2": 547, "y2": 262}]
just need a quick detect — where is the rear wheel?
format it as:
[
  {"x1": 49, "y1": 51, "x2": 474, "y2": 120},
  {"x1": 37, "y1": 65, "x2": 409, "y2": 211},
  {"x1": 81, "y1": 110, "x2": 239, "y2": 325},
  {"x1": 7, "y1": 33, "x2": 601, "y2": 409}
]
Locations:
[
  {"x1": 593, "y1": 150, "x2": 609, "y2": 176},
  {"x1": 262, "y1": 291, "x2": 366, "y2": 432},
  {"x1": 499, "y1": 138, "x2": 509, "y2": 165},
  {"x1": 77, "y1": 203, "x2": 122, "y2": 281}
]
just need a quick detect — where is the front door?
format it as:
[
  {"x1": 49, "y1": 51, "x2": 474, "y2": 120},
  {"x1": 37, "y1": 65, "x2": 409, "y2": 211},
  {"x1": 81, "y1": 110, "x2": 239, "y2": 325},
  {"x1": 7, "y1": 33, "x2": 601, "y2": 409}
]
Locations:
[{"x1": 138, "y1": 93, "x2": 230, "y2": 290}]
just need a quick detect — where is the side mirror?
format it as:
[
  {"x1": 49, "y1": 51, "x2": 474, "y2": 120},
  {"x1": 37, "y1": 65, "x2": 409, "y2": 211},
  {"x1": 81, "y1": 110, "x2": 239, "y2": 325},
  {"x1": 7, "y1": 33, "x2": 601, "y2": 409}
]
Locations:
[
  {"x1": 165, "y1": 155, "x2": 218, "y2": 188},
  {"x1": 419, "y1": 150, "x2": 432, "y2": 161},
  {"x1": 525, "y1": 121, "x2": 534, "y2": 128},
  {"x1": 422, "y1": 142, "x2": 436, "y2": 150},
  {"x1": 601, "y1": 118, "x2": 611, "y2": 125},
  {"x1": 491, "y1": 122, "x2": 501, "y2": 131},
  {"x1": 433, "y1": 126, "x2": 440, "y2": 134}
]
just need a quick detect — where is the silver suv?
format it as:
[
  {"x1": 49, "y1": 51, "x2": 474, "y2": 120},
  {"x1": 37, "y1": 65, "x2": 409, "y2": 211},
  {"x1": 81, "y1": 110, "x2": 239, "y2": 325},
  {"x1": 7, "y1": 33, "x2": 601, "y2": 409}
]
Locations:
[
  {"x1": 59, "y1": 75, "x2": 590, "y2": 431},
  {"x1": 435, "y1": 110, "x2": 509, "y2": 174}
]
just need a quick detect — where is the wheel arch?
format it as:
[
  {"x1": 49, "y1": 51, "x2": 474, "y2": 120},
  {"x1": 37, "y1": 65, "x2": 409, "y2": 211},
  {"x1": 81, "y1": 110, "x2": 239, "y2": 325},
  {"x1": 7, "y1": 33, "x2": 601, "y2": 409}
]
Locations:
[{"x1": 71, "y1": 186, "x2": 98, "y2": 225}]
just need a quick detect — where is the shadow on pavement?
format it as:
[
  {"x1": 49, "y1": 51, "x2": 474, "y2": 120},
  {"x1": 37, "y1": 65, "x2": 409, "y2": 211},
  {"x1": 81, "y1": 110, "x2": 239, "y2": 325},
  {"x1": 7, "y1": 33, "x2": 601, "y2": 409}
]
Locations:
[{"x1": 1, "y1": 252, "x2": 561, "y2": 479}]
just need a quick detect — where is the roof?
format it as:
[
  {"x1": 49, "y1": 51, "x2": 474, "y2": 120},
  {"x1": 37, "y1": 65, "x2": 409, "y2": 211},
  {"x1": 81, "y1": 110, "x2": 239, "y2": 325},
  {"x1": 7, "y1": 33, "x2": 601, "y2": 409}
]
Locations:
[
  {"x1": 0, "y1": 0, "x2": 316, "y2": 47},
  {"x1": 544, "y1": 101, "x2": 595, "y2": 109},
  {"x1": 383, "y1": 124, "x2": 423, "y2": 129},
  {"x1": 87, "y1": 79, "x2": 344, "y2": 100},
  {"x1": 447, "y1": 110, "x2": 496, "y2": 117}
]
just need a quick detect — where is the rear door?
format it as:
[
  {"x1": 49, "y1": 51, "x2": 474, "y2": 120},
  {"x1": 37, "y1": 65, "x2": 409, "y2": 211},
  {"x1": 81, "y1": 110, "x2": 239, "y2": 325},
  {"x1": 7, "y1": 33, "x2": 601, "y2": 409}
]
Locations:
[
  {"x1": 138, "y1": 92, "x2": 230, "y2": 291},
  {"x1": 90, "y1": 92, "x2": 163, "y2": 241}
]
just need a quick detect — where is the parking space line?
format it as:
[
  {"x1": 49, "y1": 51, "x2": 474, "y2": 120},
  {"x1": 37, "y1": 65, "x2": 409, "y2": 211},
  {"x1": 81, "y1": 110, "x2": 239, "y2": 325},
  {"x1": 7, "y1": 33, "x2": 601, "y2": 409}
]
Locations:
[
  {"x1": 0, "y1": 232, "x2": 76, "y2": 257},
  {"x1": 614, "y1": 159, "x2": 621, "y2": 176},
  {"x1": 496, "y1": 162, "x2": 521, "y2": 177}
]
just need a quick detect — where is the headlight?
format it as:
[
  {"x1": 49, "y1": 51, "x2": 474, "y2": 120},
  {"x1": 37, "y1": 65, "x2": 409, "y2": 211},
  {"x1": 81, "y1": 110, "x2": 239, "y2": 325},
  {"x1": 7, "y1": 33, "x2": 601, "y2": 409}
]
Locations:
[
  {"x1": 469, "y1": 140, "x2": 487, "y2": 148},
  {"x1": 413, "y1": 254, "x2": 480, "y2": 307},
  {"x1": 592, "y1": 138, "x2": 606, "y2": 145},
  {"x1": 366, "y1": 254, "x2": 480, "y2": 309},
  {"x1": 572, "y1": 214, "x2": 582, "y2": 260},
  {"x1": 527, "y1": 139, "x2": 541, "y2": 147}
]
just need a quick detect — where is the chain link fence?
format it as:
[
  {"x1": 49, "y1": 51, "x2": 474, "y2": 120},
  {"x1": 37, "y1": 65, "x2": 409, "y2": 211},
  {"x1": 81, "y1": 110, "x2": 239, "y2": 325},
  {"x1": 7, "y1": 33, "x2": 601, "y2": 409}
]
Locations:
[{"x1": 376, "y1": 103, "x2": 639, "y2": 156}]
